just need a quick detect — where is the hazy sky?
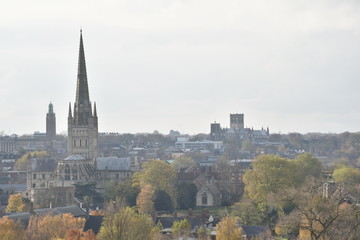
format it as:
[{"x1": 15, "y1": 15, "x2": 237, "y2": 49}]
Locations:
[{"x1": 1, "y1": 0, "x2": 360, "y2": 135}]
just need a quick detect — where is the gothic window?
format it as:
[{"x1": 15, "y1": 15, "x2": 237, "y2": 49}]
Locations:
[
  {"x1": 72, "y1": 165, "x2": 78, "y2": 180},
  {"x1": 64, "y1": 164, "x2": 71, "y2": 180},
  {"x1": 202, "y1": 193, "x2": 208, "y2": 205},
  {"x1": 80, "y1": 139, "x2": 82, "y2": 147},
  {"x1": 73, "y1": 139, "x2": 76, "y2": 147},
  {"x1": 85, "y1": 139, "x2": 88, "y2": 147}
]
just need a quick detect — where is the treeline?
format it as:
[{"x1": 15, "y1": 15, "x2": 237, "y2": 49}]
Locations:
[{"x1": 230, "y1": 153, "x2": 360, "y2": 239}]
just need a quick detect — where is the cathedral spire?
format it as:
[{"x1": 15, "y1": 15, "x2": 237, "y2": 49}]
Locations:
[
  {"x1": 68, "y1": 102, "x2": 72, "y2": 118},
  {"x1": 75, "y1": 30, "x2": 90, "y2": 106},
  {"x1": 94, "y1": 102, "x2": 97, "y2": 117}
]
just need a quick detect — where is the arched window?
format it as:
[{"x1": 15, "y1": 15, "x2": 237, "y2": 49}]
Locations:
[
  {"x1": 73, "y1": 139, "x2": 76, "y2": 147},
  {"x1": 64, "y1": 164, "x2": 71, "y2": 180},
  {"x1": 72, "y1": 164, "x2": 78, "y2": 180},
  {"x1": 202, "y1": 193, "x2": 208, "y2": 205},
  {"x1": 80, "y1": 139, "x2": 82, "y2": 147}
]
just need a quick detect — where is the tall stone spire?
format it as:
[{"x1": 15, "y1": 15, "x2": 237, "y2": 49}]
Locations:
[
  {"x1": 75, "y1": 30, "x2": 90, "y2": 107},
  {"x1": 68, "y1": 30, "x2": 99, "y2": 160}
]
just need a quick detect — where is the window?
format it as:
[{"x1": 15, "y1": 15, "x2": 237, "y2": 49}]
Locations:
[
  {"x1": 64, "y1": 164, "x2": 71, "y2": 180},
  {"x1": 72, "y1": 165, "x2": 78, "y2": 180},
  {"x1": 202, "y1": 193, "x2": 208, "y2": 205},
  {"x1": 33, "y1": 174, "x2": 36, "y2": 179}
]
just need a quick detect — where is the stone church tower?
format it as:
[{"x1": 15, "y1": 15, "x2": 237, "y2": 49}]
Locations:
[
  {"x1": 67, "y1": 31, "x2": 98, "y2": 160},
  {"x1": 46, "y1": 102, "x2": 56, "y2": 140}
]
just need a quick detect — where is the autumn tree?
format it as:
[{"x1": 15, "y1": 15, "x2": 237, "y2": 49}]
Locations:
[
  {"x1": 64, "y1": 229, "x2": 97, "y2": 240},
  {"x1": 15, "y1": 150, "x2": 48, "y2": 171},
  {"x1": 172, "y1": 219, "x2": 191, "y2": 238},
  {"x1": 26, "y1": 213, "x2": 85, "y2": 240},
  {"x1": 132, "y1": 160, "x2": 177, "y2": 207},
  {"x1": 137, "y1": 184, "x2": 155, "y2": 215},
  {"x1": 0, "y1": 216, "x2": 27, "y2": 240},
  {"x1": 98, "y1": 207, "x2": 154, "y2": 240},
  {"x1": 275, "y1": 178, "x2": 360, "y2": 240},
  {"x1": 215, "y1": 216, "x2": 243, "y2": 240},
  {"x1": 6, "y1": 193, "x2": 26, "y2": 212}
]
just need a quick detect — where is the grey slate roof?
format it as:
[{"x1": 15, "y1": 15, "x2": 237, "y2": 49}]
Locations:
[
  {"x1": 32, "y1": 158, "x2": 57, "y2": 172},
  {"x1": 96, "y1": 157, "x2": 131, "y2": 171}
]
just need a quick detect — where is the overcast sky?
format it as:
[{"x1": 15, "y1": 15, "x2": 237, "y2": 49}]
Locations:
[{"x1": 1, "y1": 0, "x2": 360, "y2": 135}]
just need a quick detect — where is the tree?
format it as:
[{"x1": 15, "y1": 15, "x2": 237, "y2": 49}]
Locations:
[
  {"x1": 26, "y1": 213, "x2": 85, "y2": 240},
  {"x1": 177, "y1": 182, "x2": 197, "y2": 209},
  {"x1": 14, "y1": 150, "x2": 48, "y2": 171},
  {"x1": 231, "y1": 198, "x2": 266, "y2": 225},
  {"x1": 172, "y1": 219, "x2": 191, "y2": 238},
  {"x1": 6, "y1": 193, "x2": 26, "y2": 212},
  {"x1": 98, "y1": 207, "x2": 154, "y2": 240},
  {"x1": 215, "y1": 216, "x2": 242, "y2": 240},
  {"x1": 276, "y1": 178, "x2": 360, "y2": 240},
  {"x1": 74, "y1": 182, "x2": 103, "y2": 204},
  {"x1": 154, "y1": 190, "x2": 174, "y2": 212},
  {"x1": 243, "y1": 155, "x2": 296, "y2": 204},
  {"x1": 132, "y1": 160, "x2": 177, "y2": 207},
  {"x1": 65, "y1": 229, "x2": 97, "y2": 240},
  {"x1": 0, "y1": 217, "x2": 27, "y2": 240},
  {"x1": 104, "y1": 179, "x2": 139, "y2": 206},
  {"x1": 137, "y1": 184, "x2": 155, "y2": 215},
  {"x1": 294, "y1": 153, "x2": 322, "y2": 182},
  {"x1": 333, "y1": 166, "x2": 360, "y2": 185}
]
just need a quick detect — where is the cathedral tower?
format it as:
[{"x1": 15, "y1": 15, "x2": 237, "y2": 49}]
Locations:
[
  {"x1": 68, "y1": 31, "x2": 98, "y2": 160},
  {"x1": 46, "y1": 102, "x2": 56, "y2": 140}
]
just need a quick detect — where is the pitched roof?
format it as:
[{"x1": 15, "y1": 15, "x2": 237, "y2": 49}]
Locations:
[
  {"x1": 96, "y1": 157, "x2": 131, "y2": 171},
  {"x1": 32, "y1": 158, "x2": 57, "y2": 172}
]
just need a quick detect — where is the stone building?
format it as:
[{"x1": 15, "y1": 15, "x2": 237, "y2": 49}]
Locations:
[
  {"x1": 46, "y1": 102, "x2": 56, "y2": 140},
  {"x1": 67, "y1": 30, "x2": 98, "y2": 161}
]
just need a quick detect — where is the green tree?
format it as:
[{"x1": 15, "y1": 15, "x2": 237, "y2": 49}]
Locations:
[
  {"x1": 132, "y1": 160, "x2": 177, "y2": 207},
  {"x1": 104, "y1": 179, "x2": 139, "y2": 206},
  {"x1": 154, "y1": 190, "x2": 174, "y2": 212},
  {"x1": 231, "y1": 198, "x2": 266, "y2": 225},
  {"x1": 177, "y1": 182, "x2": 197, "y2": 209},
  {"x1": 74, "y1": 182, "x2": 103, "y2": 204},
  {"x1": 172, "y1": 219, "x2": 191, "y2": 238},
  {"x1": 294, "y1": 153, "x2": 322, "y2": 182},
  {"x1": 333, "y1": 166, "x2": 360, "y2": 185},
  {"x1": 98, "y1": 207, "x2": 154, "y2": 240},
  {"x1": 243, "y1": 155, "x2": 296, "y2": 204}
]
